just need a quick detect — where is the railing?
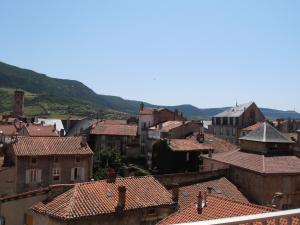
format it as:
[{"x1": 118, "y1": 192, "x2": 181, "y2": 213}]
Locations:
[{"x1": 174, "y1": 208, "x2": 300, "y2": 225}]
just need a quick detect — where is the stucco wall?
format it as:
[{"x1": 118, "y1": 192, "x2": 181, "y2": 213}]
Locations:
[
  {"x1": 0, "y1": 194, "x2": 47, "y2": 225},
  {"x1": 16, "y1": 155, "x2": 92, "y2": 193},
  {"x1": 0, "y1": 166, "x2": 16, "y2": 196}
]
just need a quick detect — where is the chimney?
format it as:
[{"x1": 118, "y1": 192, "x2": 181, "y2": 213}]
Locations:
[
  {"x1": 140, "y1": 102, "x2": 144, "y2": 111},
  {"x1": 41, "y1": 120, "x2": 45, "y2": 126},
  {"x1": 53, "y1": 123, "x2": 57, "y2": 132},
  {"x1": 59, "y1": 129, "x2": 65, "y2": 137},
  {"x1": 197, "y1": 133, "x2": 204, "y2": 143},
  {"x1": 116, "y1": 186, "x2": 126, "y2": 211},
  {"x1": 171, "y1": 183, "x2": 179, "y2": 204},
  {"x1": 107, "y1": 168, "x2": 117, "y2": 183},
  {"x1": 197, "y1": 191, "x2": 203, "y2": 214},
  {"x1": 80, "y1": 136, "x2": 87, "y2": 147}
]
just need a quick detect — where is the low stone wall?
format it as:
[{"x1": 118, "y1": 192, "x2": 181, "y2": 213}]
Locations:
[{"x1": 154, "y1": 169, "x2": 228, "y2": 187}]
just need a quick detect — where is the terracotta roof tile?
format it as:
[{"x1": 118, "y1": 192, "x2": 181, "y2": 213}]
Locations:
[
  {"x1": 204, "y1": 150, "x2": 300, "y2": 174},
  {"x1": 158, "y1": 195, "x2": 273, "y2": 225},
  {"x1": 149, "y1": 121, "x2": 187, "y2": 132},
  {"x1": 168, "y1": 139, "x2": 212, "y2": 152},
  {"x1": 90, "y1": 122, "x2": 137, "y2": 136},
  {"x1": 0, "y1": 124, "x2": 18, "y2": 136},
  {"x1": 25, "y1": 124, "x2": 58, "y2": 137},
  {"x1": 196, "y1": 133, "x2": 238, "y2": 153},
  {"x1": 173, "y1": 177, "x2": 249, "y2": 209},
  {"x1": 32, "y1": 176, "x2": 173, "y2": 220},
  {"x1": 12, "y1": 137, "x2": 93, "y2": 156}
]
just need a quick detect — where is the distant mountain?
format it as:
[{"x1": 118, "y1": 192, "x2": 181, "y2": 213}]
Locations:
[{"x1": 0, "y1": 61, "x2": 299, "y2": 120}]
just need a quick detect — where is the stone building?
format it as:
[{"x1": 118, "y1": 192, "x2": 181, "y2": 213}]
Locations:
[
  {"x1": 202, "y1": 122, "x2": 300, "y2": 209},
  {"x1": 274, "y1": 119, "x2": 300, "y2": 133},
  {"x1": 211, "y1": 102, "x2": 265, "y2": 144},
  {"x1": 89, "y1": 119, "x2": 139, "y2": 159},
  {"x1": 0, "y1": 136, "x2": 93, "y2": 195},
  {"x1": 146, "y1": 120, "x2": 203, "y2": 167},
  {"x1": 29, "y1": 176, "x2": 175, "y2": 225},
  {"x1": 139, "y1": 104, "x2": 185, "y2": 158}
]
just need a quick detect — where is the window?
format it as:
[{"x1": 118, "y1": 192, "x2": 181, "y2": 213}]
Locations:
[
  {"x1": 53, "y1": 168, "x2": 60, "y2": 181},
  {"x1": 25, "y1": 169, "x2": 42, "y2": 184},
  {"x1": 71, "y1": 167, "x2": 85, "y2": 181}
]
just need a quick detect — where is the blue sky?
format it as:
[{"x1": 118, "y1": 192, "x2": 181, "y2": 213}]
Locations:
[{"x1": 0, "y1": 0, "x2": 299, "y2": 111}]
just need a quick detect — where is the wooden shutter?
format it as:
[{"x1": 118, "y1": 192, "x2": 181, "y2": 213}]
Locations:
[
  {"x1": 80, "y1": 167, "x2": 85, "y2": 181},
  {"x1": 70, "y1": 168, "x2": 75, "y2": 181},
  {"x1": 25, "y1": 170, "x2": 30, "y2": 184}
]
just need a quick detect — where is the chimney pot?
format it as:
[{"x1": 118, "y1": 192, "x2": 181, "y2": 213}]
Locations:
[
  {"x1": 197, "y1": 191, "x2": 203, "y2": 214},
  {"x1": 116, "y1": 185, "x2": 126, "y2": 211},
  {"x1": 171, "y1": 183, "x2": 179, "y2": 204}
]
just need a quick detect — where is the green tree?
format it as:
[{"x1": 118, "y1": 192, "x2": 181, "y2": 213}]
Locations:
[{"x1": 93, "y1": 146, "x2": 122, "y2": 180}]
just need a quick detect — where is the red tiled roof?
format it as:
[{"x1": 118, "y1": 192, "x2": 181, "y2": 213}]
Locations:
[
  {"x1": 0, "y1": 124, "x2": 18, "y2": 136},
  {"x1": 193, "y1": 133, "x2": 238, "y2": 153},
  {"x1": 90, "y1": 122, "x2": 137, "y2": 136},
  {"x1": 12, "y1": 137, "x2": 93, "y2": 156},
  {"x1": 242, "y1": 122, "x2": 263, "y2": 132},
  {"x1": 173, "y1": 177, "x2": 249, "y2": 209},
  {"x1": 204, "y1": 150, "x2": 300, "y2": 174},
  {"x1": 25, "y1": 124, "x2": 58, "y2": 137},
  {"x1": 149, "y1": 121, "x2": 187, "y2": 132},
  {"x1": 168, "y1": 139, "x2": 212, "y2": 152},
  {"x1": 158, "y1": 195, "x2": 273, "y2": 225},
  {"x1": 32, "y1": 176, "x2": 173, "y2": 220}
]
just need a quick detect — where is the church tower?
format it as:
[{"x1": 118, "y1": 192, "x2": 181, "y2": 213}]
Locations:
[{"x1": 13, "y1": 90, "x2": 24, "y2": 117}]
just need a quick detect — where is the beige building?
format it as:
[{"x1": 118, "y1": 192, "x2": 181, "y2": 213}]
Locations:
[
  {"x1": 0, "y1": 136, "x2": 93, "y2": 195},
  {"x1": 29, "y1": 176, "x2": 175, "y2": 225},
  {"x1": 211, "y1": 102, "x2": 265, "y2": 144},
  {"x1": 203, "y1": 122, "x2": 300, "y2": 209}
]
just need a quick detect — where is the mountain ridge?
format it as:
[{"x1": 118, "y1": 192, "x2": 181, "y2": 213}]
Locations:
[{"x1": 0, "y1": 61, "x2": 299, "y2": 120}]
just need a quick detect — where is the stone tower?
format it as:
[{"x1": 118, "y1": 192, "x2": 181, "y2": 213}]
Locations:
[{"x1": 13, "y1": 90, "x2": 24, "y2": 117}]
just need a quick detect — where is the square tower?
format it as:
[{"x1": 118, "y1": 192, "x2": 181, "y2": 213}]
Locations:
[{"x1": 13, "y1": 90, "x2": 24, "y2": 116}]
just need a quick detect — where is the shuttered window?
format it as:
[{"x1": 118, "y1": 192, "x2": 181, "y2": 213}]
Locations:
[
  {"x1": 25, "y1": 169, "x2": 42, "y2": 184},
  {"x1": 70, "y1": 167, "x2": 85, "y2": 181}
]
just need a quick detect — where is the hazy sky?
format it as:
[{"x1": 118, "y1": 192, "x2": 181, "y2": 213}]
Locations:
[{"x1": 0, "y1": 1, "x2": 299, "y2": 111}]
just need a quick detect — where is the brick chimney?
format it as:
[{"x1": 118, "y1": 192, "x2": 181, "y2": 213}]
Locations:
[
  {"x1": 140, "y1": 102, "x2": 144, "y2": 111},
  {"x1": 197, "y1": 191, "x2": 203, "y2": 214},
  {"x1": 116, "y1": 185, "x2": 126, "y2": 211},
  {"x1": 171, "y1": 183, "x2": 179, "y2": 204},
  {"x1": 107, "y1": 168, "x2": 117, "y2": 183}
]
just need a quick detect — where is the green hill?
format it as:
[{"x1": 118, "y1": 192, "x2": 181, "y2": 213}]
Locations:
[{"x1": 0, "y1": 61, "x2": 299, "y2": 120}]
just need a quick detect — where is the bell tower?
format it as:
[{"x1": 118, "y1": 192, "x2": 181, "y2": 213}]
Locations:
[{"x1": 13, "y1": 90, "x2": 24, "y2": 117}]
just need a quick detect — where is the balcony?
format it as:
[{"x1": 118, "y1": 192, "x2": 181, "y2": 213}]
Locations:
[{"x1": 174, "y1": 208, "x2": 300, "y2": 225}]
